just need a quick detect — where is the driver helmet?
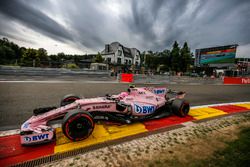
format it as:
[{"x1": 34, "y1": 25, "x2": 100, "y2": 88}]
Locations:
[{"x1": 119, "y1": 92, "x2": 128, "y2": 99}]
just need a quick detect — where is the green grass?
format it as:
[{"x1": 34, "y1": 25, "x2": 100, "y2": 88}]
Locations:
[
  {"x1": 147, "y1": 127, "x2": 250, "y2": 167},
  {"x1": 206, "y1": 127, "x2": 250, "y2": 167}
]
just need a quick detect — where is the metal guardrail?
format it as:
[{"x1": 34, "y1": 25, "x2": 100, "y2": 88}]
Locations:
[
  {"x1": 132, "y1": 74, "x2": 223, "y2": 84},
  {"x1": 0, "y1": 66, "x2": 110, "y2": 76}
]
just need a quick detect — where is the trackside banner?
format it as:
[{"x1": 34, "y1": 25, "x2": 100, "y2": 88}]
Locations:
[
  {"x1": 223, "y1": 77, "x2": 250, "y2": 84},
  {"x1": 120, "y1": 73, "x2": 133, "y2": 83}
]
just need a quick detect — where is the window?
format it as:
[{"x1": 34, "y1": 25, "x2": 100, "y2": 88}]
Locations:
[
  {"x1": 117, "y1": 58, "x2": 121, "y2": 64},
  {"x1": 98, "y1": 66, "x2": 107, "y2": 70},
  {"x1": 106, "y1": 58, "x2": 111, "y2": 63},
  {"x1": 125, "y1": 59, "x2": 128, "y2": 65},
  {"x1": 136, "y1": 55, "x2": 139, "y2": 60},
  {"x1": 129, "y1": 60, "x2": 132, "y2": 65},
  {"x1": 118, "y1": 50, "x2": 122, "y2": 56}
]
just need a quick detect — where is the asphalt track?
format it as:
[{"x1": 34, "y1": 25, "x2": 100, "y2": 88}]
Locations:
[{"x1": 0, "y1": 81, "x2": 249, "y2": 130}]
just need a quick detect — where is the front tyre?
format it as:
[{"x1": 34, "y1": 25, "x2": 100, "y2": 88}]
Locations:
[
  {"x1": 62, "y1": 110, "x2": 94, "y2": 141},
  {"x1": 171, "y1": 99, "x2": 190, "y2": 117}
]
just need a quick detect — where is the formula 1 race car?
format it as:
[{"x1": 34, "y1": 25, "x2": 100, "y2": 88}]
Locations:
[{"x1": 20, "y1": 87, "x2": 190, "y2": 145}]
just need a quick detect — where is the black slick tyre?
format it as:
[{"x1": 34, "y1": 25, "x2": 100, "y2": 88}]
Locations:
[
  {"x1": 62, "y1": 109, "x2": 94, "y2": 141},
  {"x1": 171, "y1": 99, "x2": 190, "y2": 117}
]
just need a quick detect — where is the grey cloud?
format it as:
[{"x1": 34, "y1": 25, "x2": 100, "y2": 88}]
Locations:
[
  {"x1": 125, "y1": 0, "x2": 165, "y2": 41},
  {"x1": 0, "y1": 0, "x2": 73, "y2": 43},
  {"x1": 185, "y1": 0, "x2": 250, "y2": 49},
  {"x1": 122, "y1": 0, "x2": 191, "y2": 51},
  {"x1": 0, "y1": 0, "x2": 249, "y2": 55},
  {"x1": 55, "y1": 0, "x2": 109, "y2": 51}
]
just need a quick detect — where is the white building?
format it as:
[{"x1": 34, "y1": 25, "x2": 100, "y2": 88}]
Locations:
[{"x1": 101, "y1": 42, "x2": 141, "y2": 66}]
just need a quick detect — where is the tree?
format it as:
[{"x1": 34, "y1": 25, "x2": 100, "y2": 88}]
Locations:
[
  {"x1": 180, "y1": 42, "x2": 192, "y2": 72},
  {"x1": 171, "y1": 41, "x2": 181, "y2": 72},
  {"x1": 161, "y1": 49, "x2": 171, "y2": 71},
  {"x1": 140, "y1": 51, "x2": 146, "y2": 66},
  {"x1": 37, "y1": 48, "x2": 48, "y2": 66},
  {"x1": 57, "y1": 52, "x2": 66, "y2": 61},
  {"x1": 21, "y1": 48, "x2": 39, "y2": 67},
  {"x1": 144, "y1": 51, "x2": 153, "y2": 68},
  {"x1": 0, "y1": 38, "x2": 18, "y2": 64},
  {"x1": 94, "y1": 52, "x2": 104, "y2": 63},
  {"x1": 0, "y1": 45, "x2": 15, "y2": 64}
]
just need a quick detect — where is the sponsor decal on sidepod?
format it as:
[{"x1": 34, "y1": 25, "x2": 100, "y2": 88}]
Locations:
[
  {"x1": 134, "y1": 104, "x2": 155, "y2": 114},
  {"x1": 93, "y1": 105, "x2": 111, "y2": 110}
]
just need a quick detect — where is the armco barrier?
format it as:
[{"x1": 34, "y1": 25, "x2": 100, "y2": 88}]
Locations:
[
  {"x1": 0, "y1": 66, "x2": 110, "y2": 76},
  {"x1": 120, "y1": 73, "x2": 133, "y2": 83},
  {"x1": 223, "y1": 77, "x2": 250, "y2": 84}
]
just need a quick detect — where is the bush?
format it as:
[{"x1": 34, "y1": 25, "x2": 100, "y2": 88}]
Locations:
[{"x1": 62, "y1": 63, "x2": 79, "y2": 69}]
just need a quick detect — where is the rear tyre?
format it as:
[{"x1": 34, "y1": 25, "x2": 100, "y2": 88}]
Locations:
[
  {"x1": 60, "y1": 94, "x2": 80, "y2": 106},
  {"x1": 62, "y1": 109, "x2": 94, "y2": 141},
  {"x1": 171, "y1": 99, "x2": 190, "y2": 117}
]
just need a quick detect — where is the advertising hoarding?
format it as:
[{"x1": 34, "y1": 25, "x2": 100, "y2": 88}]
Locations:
[{"x1": 195, "y1": 44, "x2": 238, "y2": 67}]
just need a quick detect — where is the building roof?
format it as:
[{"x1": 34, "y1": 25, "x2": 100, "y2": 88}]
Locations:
[{"x1": 101, "y1": 42, "x2": 140, "y2": 58}]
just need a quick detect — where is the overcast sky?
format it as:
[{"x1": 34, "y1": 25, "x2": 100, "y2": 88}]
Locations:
[{"x1": 0, "y1": 0, "x2": 249, "y2": 57}]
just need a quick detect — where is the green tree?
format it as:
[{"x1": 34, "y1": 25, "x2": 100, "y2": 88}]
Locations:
[
  {"x1": 180, "y1": 42, "x2": 192, "y2": 72},
  {"x1": 94, "y1": 52, "x2": 104, "y2": 63},
  {"x1": 144, "y1": 51, "x2": 153, "y2": 68},
  {"x1": 49, "y1": 54, "x2": 61, "y2": 67},
  {"x1": 57, "y1": 52, "x2": 65, "y2": 58},
  {"x1": 37, "y1": 48, "x2": 48, "y2": 66},
  {"x1": 21, "y1": 48, "x2": 39, "y2": 67},
  {"x1": 140, "y1": 51, "x2": 146, "y2": 66},
  {"x1": 0, "y1": 38, "x2": 18, "y2": 64},
  {"x1": 160, "y1": 49, "x2": 171, "y2": 71},
  {"x1": 171, "y1": 41, "x2": 180, "y2": 72}
]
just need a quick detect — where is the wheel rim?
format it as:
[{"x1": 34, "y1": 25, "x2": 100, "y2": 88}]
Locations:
[{"x1": 65, "y1": 114, "x2": 94, "y2": 141}]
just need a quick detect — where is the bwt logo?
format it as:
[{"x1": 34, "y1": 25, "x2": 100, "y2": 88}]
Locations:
[
  {"x1": 24, "y1": 134, "x2": 49, "y2": 142},
  {"x1": 134, "y1": 104, "x2": 155, "y2": 114},
  {"x1": 154, "y1": 89, "x2": 165, "y2": 94}
]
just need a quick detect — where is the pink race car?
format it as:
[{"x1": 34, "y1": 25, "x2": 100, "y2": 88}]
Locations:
[{"x1": 20, "y1": 87, "x2": 190, "y2": 145}]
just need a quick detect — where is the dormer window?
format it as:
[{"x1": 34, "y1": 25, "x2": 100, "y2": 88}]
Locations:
[
  {"x1": 136, "y1": 55, "x2": 139, "y2": 60},
  {"x1": 118, "y1": 50, "x2": 122, "y2": 56}
]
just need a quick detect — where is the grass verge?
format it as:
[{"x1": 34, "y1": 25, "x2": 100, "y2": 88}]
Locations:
[{"x1": 148, "y1": 126, "x2": 250, "y2": 167}]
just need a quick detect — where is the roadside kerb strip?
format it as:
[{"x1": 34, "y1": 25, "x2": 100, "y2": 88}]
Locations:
[{"x1": 0, "y1": 102, "x2": 249, "y2": 166}]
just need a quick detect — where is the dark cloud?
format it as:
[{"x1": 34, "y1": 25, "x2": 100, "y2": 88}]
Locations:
[
  {"x1": 49, "y1": 0, "x2": 110, "y2": 51},
  {"x1": 0, "y1": 0, "x2": 249, "y2": 55},
  {"x1": 124, "y1": 0, "x2": 165, "y2": 43},
  {"x1": 0, "y1": 0, "x2": 73, "y2": 43}
]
